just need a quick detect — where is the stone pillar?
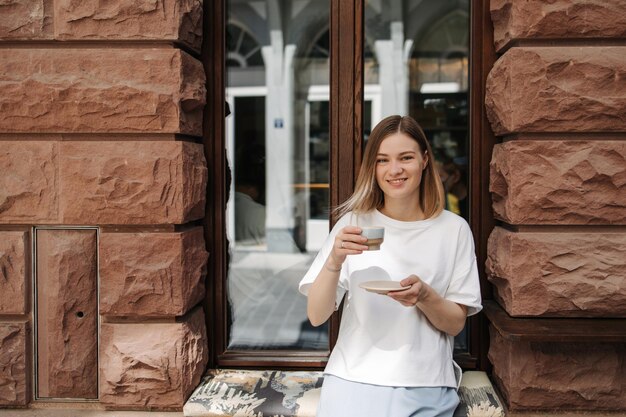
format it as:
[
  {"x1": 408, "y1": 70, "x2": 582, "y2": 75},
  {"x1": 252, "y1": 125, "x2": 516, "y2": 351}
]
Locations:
[
  {"x1": 0, "y1": 0, "x2": 208, "y2": 410},
  {"x1": 486, "y1": 0, "x2": 626, "y2": 411}
]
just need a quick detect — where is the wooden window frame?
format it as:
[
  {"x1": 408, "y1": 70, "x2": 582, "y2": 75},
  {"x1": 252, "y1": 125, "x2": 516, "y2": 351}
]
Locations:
[{"x1": 201, "y1": 0, "x2": 496, "y2": 371}]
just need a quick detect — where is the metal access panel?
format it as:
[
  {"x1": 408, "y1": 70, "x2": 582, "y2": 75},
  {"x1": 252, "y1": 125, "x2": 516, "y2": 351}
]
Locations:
[{"x1": 34, "y1": 227, "x2": 99, "y2": 400}]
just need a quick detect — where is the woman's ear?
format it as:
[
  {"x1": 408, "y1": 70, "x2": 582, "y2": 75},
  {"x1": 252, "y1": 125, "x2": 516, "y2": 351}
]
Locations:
[{"x1": 422, "y1": 150, "x2": 429, "y2": 169}]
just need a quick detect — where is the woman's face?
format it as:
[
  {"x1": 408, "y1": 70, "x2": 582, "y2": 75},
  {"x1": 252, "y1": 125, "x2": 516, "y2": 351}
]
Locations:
[{"x1": 375, "y1": 132, "x2": 428, "y2": 204}]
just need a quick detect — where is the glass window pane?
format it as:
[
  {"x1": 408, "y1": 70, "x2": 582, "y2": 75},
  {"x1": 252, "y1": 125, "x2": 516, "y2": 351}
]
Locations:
[
  {"x1": 364, "y1": 0, "x2": 470, "y2": 353},
  {"x1": 226, "y1": 1, "x2": 330, "y2": 351}
]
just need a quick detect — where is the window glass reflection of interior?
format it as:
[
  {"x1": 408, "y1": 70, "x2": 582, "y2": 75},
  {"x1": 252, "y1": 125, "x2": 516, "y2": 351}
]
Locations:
[
  {"x1": 233, "y1": 96, "x2": 266, "y2": 246},
  {"x1": 364, "y1": 0, "x2": 471, "y2": 353},
  {"x1": 307, "y1": 101, "x2": 329, "y2": 221},
  {"x1": 225, "y1": 0, "x2": 330, "y2": 351},
  {"x1": 224, "y1": 0, "x2": 471, "y2": 354}
]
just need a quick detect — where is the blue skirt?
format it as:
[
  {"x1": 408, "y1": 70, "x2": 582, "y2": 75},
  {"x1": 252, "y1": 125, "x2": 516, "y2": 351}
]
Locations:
[{"x1": 316, "y1": 375, "x2": 459, "y2": 417}]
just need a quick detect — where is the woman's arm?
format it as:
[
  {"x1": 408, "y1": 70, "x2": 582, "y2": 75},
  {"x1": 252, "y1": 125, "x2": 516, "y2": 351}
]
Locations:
[
  {"x1": 386, "y1": 275, "x2": 468, "y2": 336},
  {"x1": 306, "y1": 260, "x2": 342, "y2": 327},
  {"x1": 307, "y1": 225, "x2": 368, "y2": 326}
]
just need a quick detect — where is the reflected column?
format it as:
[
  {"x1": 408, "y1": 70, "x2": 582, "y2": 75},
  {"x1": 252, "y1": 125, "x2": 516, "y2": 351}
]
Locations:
[
  {"x1": 263, "y1": 31, "x2": 299, "y2": 253},
  {"x1": 375, "y1": 21, "x2": 412, "y2": 118}
]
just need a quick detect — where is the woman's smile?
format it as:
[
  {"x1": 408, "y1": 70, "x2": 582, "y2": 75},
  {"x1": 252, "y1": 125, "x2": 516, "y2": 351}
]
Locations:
[{"x1": 387, "y1": 177, "x2": 408, "y2": 186}]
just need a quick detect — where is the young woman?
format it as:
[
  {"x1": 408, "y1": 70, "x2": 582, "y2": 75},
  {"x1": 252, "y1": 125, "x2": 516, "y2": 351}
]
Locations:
[{"x1": 299, "y1": 115, "x2": 482, "y2": 417}]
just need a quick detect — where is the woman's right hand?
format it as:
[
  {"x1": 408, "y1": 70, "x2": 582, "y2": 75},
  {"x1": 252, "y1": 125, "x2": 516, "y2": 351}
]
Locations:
[{"x1": 328, "y1": 226, "x2": 369, "y2": 269}]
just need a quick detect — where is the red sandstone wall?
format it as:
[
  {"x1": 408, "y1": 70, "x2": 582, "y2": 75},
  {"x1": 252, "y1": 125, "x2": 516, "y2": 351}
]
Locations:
[
  {"x1": 486, "y1": 0, "x2": 626, "y2": 411},
  {"x1": 0, "y1": 0, "x2": 208, "y2": 410}
]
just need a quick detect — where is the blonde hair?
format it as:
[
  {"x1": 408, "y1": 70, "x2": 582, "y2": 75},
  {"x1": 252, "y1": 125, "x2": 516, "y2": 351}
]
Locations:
[{"x1": 336, "y1": 115, "x2": 445, "y2": 219}]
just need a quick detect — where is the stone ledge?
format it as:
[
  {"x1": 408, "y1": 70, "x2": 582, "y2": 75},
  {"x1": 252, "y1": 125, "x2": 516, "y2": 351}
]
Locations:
[
  {"x1": 485, "y1": 302, "x2": 626, "y2": 410},
  {"x1": 483, "y1": 301, "x2": 626, "y2": 343},
  {"x1": 487, "y1": 302, "x2": 626, "y2": 411},
  {"x1": 183, "y1": 369, "x2": 504, "y2": 417}
]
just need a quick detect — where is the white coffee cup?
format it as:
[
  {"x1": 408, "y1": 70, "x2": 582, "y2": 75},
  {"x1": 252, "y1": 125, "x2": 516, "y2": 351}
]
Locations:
[{"x1": 360, "y1": 226, "x2": 384, "y2": 250}]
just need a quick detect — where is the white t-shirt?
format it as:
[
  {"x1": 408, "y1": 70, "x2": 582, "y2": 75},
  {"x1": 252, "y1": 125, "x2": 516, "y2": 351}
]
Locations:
[{"x1": 299, "y1": 209, "x2": 482, "y2": 388}]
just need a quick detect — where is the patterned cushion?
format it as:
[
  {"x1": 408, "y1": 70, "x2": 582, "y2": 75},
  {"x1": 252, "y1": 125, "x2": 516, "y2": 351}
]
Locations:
[{"x1": 183, "y1": 369, "x2": 504, "y2": 417}]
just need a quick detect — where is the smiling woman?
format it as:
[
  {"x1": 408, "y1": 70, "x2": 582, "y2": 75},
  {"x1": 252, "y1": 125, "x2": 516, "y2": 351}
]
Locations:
[{"x1": 299, "y1": 115, "x2": 482, "y2": 417}]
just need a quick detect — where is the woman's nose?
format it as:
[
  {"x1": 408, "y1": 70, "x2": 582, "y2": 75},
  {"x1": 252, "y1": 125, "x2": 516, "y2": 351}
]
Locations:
[{"x1": 390, "y1": 160, "x2": 403, "y2": 174}]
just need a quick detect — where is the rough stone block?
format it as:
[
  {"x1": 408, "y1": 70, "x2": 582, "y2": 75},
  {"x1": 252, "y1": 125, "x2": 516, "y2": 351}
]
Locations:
[
  {"x1": 485, "y1": 47, "x2": 626, "y2": 135},
  {"x1": 489, "y1": 325, "x2": 626, "y2": 410},
  {"x1": 36, "y1": 229, "x2": 98, "y2": 399},
  {"x1": 491, "y1": 0, "x2": 626, "y2": 51},
  {"x1": 0, "y1": 321, "x2": 30, "y2": 407},
  {"x1": 99, "y1": 307, "x2": 208, "y2": 410},
  {"x1": 55, "y1": 0, "x2": 202, "y2": 51},
  {"x1": 490, "y1": 140, "x2": 626, "y2": 225},
  {"x1": 100, "y1": 227, "x2": 208, "y2": 317},
  {"x1": 0, "y1": 232, "x2": 27, "y2": 315},
  {"x1": 487, "y1": 227, "x2": 626, "y2": 317},
  {"x1": 0, "y1": 0, "x2": 52, "y2": 40},
  {"x1": 0, "y1": 140, "x2": 206, "y2": 225},
  {"x1": 0, "y1": 142, "x2": 59, "y2": 224},
  {"x1": 0, "y1": 49, "x2": 205, "y2": 135},
  {"x1": 59, "y1": 141, "x2": 207, "y2": 225}
]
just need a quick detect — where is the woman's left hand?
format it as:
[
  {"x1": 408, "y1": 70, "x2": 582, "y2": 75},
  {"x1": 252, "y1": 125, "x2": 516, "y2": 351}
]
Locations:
[
  {"x1": 386, "y1": 274, "x2": 431, "y2": 307},
  {"x1": 387, "y1": 274, "x2": 468, "y2": 335}
]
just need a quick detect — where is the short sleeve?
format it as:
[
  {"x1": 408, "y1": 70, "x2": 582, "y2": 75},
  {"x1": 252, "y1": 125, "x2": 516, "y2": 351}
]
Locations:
[
  {"x1": 445, "y1": 221, "x2": 483, "y2": 316},
  {"x1": 298, "y1": 214, "x2": 351, "y2": 309}
]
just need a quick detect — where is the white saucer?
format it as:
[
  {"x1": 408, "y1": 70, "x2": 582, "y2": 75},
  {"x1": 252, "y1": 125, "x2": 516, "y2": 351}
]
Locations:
[{"x1": 359, "y1": 281, "x2": 411, "y2": 294}]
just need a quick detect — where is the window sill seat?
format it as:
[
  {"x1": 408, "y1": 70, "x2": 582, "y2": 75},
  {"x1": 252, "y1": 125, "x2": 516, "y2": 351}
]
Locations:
[{"x1": 183, "y1": 369, "x2": 504, "y2": 417}]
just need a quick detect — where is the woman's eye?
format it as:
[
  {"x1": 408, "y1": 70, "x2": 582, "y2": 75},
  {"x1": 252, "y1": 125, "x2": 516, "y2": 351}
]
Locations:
[
  {"x1": 402, "y1": 156, "x2": 414, "y2": 161},
  {"x1": 376, "y1": 159, "x2": 387, "y2": 164}
]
